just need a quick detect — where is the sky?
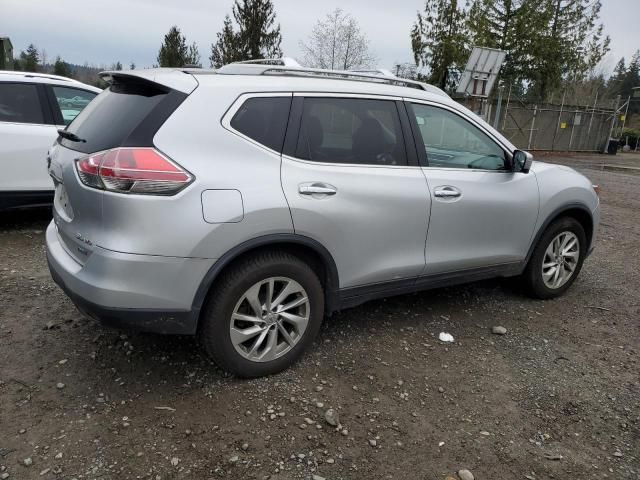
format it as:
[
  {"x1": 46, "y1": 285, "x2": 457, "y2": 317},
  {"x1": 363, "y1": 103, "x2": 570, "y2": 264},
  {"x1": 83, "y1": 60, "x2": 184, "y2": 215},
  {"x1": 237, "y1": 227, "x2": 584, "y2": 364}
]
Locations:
[{"x1": 2, "y1": 0, "x2": 637, "y2": 74}]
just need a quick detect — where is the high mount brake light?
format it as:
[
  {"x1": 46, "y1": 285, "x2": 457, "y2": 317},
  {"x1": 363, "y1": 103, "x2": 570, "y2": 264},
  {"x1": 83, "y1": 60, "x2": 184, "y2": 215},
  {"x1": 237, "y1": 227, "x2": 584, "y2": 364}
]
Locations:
[{"x1": 75, "y1": 148, "x2": 192, "y2": 195}]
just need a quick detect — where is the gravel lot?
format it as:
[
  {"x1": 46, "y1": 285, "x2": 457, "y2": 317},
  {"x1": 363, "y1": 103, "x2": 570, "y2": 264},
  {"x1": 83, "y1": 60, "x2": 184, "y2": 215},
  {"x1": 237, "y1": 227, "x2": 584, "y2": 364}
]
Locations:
[{"x1": 1, "y1": 153, "x2": 638, "y2": 480}]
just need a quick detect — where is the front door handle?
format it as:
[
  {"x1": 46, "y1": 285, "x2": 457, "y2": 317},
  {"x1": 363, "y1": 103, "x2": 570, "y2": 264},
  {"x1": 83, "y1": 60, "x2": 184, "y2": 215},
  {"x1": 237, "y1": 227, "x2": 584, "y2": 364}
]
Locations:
[
  {"x1": 433, "y1": 186, "x2": 461, "y2": 198},
  {"x1": 299, "y1": 182, "x2": 337, "y2": 196}
]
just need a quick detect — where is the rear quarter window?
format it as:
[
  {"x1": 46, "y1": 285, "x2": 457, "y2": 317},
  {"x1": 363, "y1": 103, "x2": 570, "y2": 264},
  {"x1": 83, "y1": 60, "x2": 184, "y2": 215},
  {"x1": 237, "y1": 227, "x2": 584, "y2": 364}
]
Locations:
[{"x1": 230, "y1": 96, "x2": 292, "y2": 152}]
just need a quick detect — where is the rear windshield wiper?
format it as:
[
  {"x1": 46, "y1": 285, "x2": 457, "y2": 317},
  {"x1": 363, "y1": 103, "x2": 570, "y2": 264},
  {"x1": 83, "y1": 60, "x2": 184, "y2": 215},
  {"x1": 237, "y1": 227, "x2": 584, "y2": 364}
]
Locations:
[{"x1": 57, "y1": 129, "x2": 86, "y2": 143}]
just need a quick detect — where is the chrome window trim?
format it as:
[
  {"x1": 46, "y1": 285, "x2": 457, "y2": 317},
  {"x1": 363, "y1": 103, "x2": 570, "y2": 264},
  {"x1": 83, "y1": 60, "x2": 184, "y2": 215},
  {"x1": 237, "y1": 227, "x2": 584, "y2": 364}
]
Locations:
[{"x1": 281, "y1": 153, "x2": 422, "y2": 171}]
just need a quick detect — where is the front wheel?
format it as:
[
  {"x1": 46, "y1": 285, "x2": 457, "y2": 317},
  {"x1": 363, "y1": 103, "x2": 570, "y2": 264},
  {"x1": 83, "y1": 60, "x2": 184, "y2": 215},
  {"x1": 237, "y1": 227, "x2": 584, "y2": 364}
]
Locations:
[
  {"x1": 522, "y1": 217, "x2": 587, "y2": 299},
  {"x1": 199, "y1": 251, "x2": 324, "y2": 377}
]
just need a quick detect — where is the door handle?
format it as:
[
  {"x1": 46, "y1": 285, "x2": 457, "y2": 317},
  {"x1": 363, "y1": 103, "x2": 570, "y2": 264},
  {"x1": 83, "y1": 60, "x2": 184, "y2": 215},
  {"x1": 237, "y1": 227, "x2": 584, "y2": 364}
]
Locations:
[
  {"x1": 433, "y1": 186, "x2": 461, "y2": 198},
  {"x1": 299, "y1": 182, "x2": 337, "y2": 196}
]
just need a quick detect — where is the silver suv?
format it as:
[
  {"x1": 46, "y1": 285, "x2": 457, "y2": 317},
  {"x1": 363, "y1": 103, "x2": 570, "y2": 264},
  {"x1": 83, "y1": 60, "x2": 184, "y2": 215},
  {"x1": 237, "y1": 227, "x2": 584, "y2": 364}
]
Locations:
[{"x1": 46, "y1": 60, "x2": 600, "y2": 377}]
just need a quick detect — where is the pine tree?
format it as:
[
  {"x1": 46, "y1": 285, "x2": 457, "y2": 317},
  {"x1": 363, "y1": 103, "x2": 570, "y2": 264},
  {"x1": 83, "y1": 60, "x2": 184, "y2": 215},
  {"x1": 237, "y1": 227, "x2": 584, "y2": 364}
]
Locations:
[
  {"x1": 53, "y1": 56, "x2": 71, "y2": 77},
  {"x1": 411, "y1": 0, "x2": 469, "y2": 90},
  {"x1": 157, "y1": 26, "x2": 193, "y2": 67},
  {"x1": 129, "y1": 62, "x2": 136, "y2": 70},
  {"x1": 20, "y1": 44, "x2": 40, "y2": 72},
  {"x1": 210, "y1": 15, "x2": 242, "y2": 68},
  {"x1": 186, "y1": 42, "x2": 201, "y2": 66},
  {"x1": 467, "y1": 0, "x2": 543, "y2": 87},
  {"x1": 234, "y1": 0, "x2": 282, "y2": 60},
  {"x1": 210, "y1": 0, "x2": 283, "y2": 68},
  {"x1": 531, "y1": 0, "x2": 610, "y2": 100}
]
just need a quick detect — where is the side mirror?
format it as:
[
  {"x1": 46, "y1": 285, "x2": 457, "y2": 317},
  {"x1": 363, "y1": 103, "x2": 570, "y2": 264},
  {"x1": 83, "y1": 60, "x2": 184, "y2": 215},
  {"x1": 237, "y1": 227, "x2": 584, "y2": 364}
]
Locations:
[{"x1": 513, "y1": 150, "x2": 533, "y2": 173}]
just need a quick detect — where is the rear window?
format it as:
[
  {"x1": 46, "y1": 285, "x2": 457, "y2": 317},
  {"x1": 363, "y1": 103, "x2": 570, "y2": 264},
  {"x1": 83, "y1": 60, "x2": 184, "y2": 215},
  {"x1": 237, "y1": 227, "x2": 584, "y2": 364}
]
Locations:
[
  {"x1": 230, "y1": 96, "x2": 292, "y2": 152},
  {"x1": 60, "y1": 80, "x2": 171, "y2": 153}
]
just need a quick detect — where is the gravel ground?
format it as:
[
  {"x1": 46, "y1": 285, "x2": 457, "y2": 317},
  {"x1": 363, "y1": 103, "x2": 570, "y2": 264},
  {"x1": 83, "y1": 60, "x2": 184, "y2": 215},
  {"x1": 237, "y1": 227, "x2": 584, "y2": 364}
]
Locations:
[{"x1": 1, "y1": 153, "x2": 638, "y2": 480}]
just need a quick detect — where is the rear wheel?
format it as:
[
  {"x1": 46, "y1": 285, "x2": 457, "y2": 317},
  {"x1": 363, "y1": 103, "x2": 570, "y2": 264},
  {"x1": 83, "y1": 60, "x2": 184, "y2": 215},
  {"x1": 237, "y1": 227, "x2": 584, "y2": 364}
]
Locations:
[
  {"x1": 522, "y1": 217, "x2": 587, "y2": 299},
  {"x1": 199, "y1": 251, "x2": 324, "y2": 377}
]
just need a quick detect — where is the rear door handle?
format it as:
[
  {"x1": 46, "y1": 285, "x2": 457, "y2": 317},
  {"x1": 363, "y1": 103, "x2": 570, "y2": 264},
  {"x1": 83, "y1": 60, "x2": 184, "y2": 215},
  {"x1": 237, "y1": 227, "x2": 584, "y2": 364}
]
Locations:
[
  {"x1": 433, "y1": 186, "x2": 461, "y2": 198},
  {"x1": 299, "y1": 182, "x2": 337, "y2": 196}
]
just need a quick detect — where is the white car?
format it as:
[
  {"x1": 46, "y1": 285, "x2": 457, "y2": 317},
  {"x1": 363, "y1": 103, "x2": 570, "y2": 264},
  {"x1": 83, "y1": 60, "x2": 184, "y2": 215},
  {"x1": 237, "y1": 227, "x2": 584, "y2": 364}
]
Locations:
[{"x1": 0, "y1": 71, "x2": 100, "y2": 210}]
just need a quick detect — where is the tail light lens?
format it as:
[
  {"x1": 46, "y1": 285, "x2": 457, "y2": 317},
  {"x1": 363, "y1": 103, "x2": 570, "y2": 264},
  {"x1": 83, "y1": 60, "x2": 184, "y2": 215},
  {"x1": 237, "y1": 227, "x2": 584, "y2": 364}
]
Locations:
[{"x1": 75, "y1": 148, "x2": 192, "y2": 195}]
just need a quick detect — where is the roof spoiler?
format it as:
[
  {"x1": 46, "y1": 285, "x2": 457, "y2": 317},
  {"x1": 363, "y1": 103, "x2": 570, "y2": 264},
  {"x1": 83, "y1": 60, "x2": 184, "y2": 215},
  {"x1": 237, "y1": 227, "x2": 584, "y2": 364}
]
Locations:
[{"x1": 99, "y1": 69, "x2": 198, "y2": 94}]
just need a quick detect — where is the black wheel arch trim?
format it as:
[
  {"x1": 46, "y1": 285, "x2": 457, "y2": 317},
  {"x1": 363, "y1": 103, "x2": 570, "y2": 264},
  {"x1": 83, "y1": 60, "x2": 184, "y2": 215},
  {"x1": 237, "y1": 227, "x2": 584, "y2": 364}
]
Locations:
[
  {"x1": 191, "y1": 233, "x2": 341, "y2": 324},
  {"x1": 524, "y1": 202, "x2": 594, "y2": 266}
]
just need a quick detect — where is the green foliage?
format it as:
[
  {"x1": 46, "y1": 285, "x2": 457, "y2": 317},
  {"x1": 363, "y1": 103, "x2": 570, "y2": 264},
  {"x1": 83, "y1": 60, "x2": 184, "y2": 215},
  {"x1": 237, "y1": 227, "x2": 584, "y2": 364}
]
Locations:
[
  {"x1": 210, "y1": 0, "x2": 282, "y2": 68},
  {"x1": 411, "y1": 0, "x2": 469, "y2": 91},
  {"x1": 528, "y1": 0, "x2": 610, "y2": 100},
  {"x1": 210, "y1": 15, "x2": 243, "y2": 68},
  {"x1": 620, "y1": 128, "x2": 639, "y2": 149},
  {"x1": 157, "y1": 26, "x2": 200, "y2": 67},
  {"x1": 467, "y1": 0, "x2": 542, "y2": 87},
  {"x1": 53, "y1": 56, "x2": 71, "y2": 77},
  {"x1": 20, "y1": 44, "x2": 40, "y2": 72}
]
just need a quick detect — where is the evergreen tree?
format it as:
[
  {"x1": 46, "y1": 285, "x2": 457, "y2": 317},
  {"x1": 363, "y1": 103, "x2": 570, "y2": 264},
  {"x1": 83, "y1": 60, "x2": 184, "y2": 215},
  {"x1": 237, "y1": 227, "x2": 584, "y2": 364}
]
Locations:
[
  {"x1": 467, "y1": 0, "x2": 543, "y2": 87},
  {"x1": 53, "y1": 56, "x2": 71, "y2": 77},
  {"x1": 234, "y1": 0, "x2": 282, "y2": 60},
  {"x1": 411, "y1": 0, "x2": 469, "y2": 91},
  {"x1": 531, "y1": 0, "x2": 610, "y2": 100},
  {"x1": 210, "y1": 15, "x2": 242, "y2": 68},
  {"x1": 157, "y1": 26, "x2": 193, "y2": 67},
  {"x1": 130, "y1": 62, "x2": 136, "y2": 70},
  {"x1": 210, "y1": 0, "x2": 283, "y2": 68},
  {"x1": 186, "y1": 42, "x2": 201, "y2": 66},
  {"x1": 20, "y1": 44, "x2": 40, "y2": 72}
]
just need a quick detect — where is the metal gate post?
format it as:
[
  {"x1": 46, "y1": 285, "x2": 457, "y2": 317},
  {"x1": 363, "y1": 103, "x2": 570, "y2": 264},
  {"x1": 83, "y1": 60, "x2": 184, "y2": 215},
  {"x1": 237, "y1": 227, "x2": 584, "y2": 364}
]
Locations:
[
  {"x1": 605, "y1": 95, "x2": 621, "y2": 153},
  {"x1": 528, "y1": 105, "x2": 537, "y2": 150},
  {"x1": 493, "y1": 85, "x2": 503, "y2": 129},
  {"x1": 552, "y1": 91, "x2": 565, "y2": 151},
  {"x1": 501, "y1": 84, "x2": 512, "y2": 132}
]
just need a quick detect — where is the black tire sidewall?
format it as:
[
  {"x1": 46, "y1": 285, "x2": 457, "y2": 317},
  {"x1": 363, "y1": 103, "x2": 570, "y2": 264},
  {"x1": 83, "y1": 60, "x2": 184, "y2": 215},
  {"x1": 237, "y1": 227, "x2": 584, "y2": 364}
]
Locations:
[
  {"x1": 526, "y1": 217, "x2": 587, "y2": 299},
  {"x1": 201, "y1": 253, "x2": 324, "y2": 377}
]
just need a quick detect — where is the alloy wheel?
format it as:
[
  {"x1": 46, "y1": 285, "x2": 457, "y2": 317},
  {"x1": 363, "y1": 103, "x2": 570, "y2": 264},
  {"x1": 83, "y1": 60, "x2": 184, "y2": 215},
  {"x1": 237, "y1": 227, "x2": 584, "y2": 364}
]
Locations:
[
  {"x1": 541, "y1": 231, "x2": 580, "y2": 289},
  {"x1": 229, "y1": 277, "x2": 310, "y2": 362}
]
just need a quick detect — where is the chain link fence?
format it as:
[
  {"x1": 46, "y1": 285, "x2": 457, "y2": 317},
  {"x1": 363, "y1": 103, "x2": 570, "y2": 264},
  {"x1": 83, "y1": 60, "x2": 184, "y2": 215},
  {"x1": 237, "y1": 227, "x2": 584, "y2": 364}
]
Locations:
[{"x1": 456, "y1": 87, "x2": 621, "y2": 153}]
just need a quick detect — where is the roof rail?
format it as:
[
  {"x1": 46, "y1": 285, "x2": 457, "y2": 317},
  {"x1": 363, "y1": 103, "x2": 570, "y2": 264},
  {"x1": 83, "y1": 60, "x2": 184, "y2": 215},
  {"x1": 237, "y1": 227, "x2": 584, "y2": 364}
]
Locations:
[
  {"x1": 0, "y1": 70, "x2": 77, "y2": 83},
  {"x1": 217, "y1": 61, "x2": 447, "y2": 96},
  {"x1": 232, "y1": 57, "x2": 302, "y2": 68}
]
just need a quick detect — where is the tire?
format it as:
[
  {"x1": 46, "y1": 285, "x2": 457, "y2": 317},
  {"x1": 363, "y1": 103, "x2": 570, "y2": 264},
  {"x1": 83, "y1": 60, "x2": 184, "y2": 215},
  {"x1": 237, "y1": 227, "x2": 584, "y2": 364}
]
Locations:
[
  {"x1": 522, "y1": 217, "x2": 587, "y2": 299},
  {"x1": 199, "y1": 251, "x2": 324, "y2": 378}
]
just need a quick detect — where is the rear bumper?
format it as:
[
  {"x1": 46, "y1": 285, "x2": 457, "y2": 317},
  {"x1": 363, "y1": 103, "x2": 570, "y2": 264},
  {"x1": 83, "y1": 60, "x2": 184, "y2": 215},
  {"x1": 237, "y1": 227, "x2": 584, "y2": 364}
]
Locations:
[{"x1": 45, "y1": 221, "x2": 215, "y2": 335}]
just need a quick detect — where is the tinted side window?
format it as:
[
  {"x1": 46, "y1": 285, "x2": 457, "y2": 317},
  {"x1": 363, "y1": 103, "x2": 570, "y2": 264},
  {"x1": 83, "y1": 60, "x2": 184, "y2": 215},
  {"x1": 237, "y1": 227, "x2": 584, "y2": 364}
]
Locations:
[
  {"x1": 410, "y1": 103, "x2": 506, "y2": 170},
  {"x1": 295, "y1": 98, "x2": 407, "y2": 166},
  {"x1": 52, "y1": 86, "x2": 97, "y2": 125},
  {"x1": 0, "y1": 83, "x2": 44, "y2": 124},
  {"x1": 230, "y1": 96, "x2": 292, "y2": 152}
]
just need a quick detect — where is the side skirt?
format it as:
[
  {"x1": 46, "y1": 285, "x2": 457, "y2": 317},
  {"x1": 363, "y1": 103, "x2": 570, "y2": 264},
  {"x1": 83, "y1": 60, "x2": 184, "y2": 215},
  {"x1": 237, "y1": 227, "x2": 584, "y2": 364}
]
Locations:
[
  {"x1": 337, "y1": 262, "x2": 524, "y2": 311},
  {"x1": 0, "y1": 190, "x2": 54, "y2": 211}
]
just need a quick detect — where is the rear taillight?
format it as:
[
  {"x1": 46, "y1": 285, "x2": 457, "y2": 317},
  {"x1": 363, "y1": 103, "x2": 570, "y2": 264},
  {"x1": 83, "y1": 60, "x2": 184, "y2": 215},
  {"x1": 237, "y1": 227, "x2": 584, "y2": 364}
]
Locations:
[{"x1": 75, "y1": 148, "x2": 192, "y2": 195}]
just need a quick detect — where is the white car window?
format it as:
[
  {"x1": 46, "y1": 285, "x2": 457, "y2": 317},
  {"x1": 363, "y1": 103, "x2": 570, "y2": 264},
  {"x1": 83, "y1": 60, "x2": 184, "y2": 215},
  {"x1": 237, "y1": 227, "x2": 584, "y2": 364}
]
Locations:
[
  {"x1": 51, "y1": 86, "x2": 97, "y2": 125},
  {"x1": 410, "y1": 103, "x2": 506, "y2": 171},
  {"x1": 0, "y1": 83, "x2": 45, "y2": 124}
]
